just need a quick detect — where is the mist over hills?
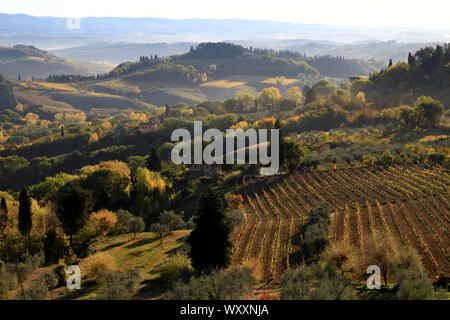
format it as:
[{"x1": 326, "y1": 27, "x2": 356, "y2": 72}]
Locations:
[
  {"x1": 51, "y1": 40, "x2": 439, "y2": 67},
  {"x1": 0, "y1": 45, "x2": 112, "y2": 79},
  {"x1": 1, "y1": 12, "x2": 449, "y2": 49}
]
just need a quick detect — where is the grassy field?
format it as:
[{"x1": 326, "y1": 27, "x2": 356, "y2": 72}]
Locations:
[{"x1": 44, "y1": 230, "x2": 190, "y2": 300}]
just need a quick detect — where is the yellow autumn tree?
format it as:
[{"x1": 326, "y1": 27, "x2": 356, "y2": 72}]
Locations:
[
  {"x1": 258, "y1": 87, "x2": 281, "y2": 108},
  {"x1": 90, "y1": 209, "x2": 117, "y2": 236},
  {"x1": 287, "y1": 86, "x2": 303, "y2": 104},
  {"x1": 134, "y1": 167, "x2": 166, "y2": 196}
]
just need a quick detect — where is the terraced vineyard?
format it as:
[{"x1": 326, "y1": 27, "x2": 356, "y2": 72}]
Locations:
[{"x1": 232, "y1": 165, "x2": 450, "y2": 282}]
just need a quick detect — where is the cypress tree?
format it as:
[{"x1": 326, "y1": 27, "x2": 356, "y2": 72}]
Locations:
[
  {"x1": 388, "y1": 59, "x2": 393, "y2": 67},
  {"x1": 147, "y1": 147, "x2": 162, "y2": 172},
  {"x1": 188, "y1": 189, "x2": 232, "y2": 273},
  {"x1": 18, "y1": 188, "x2": 32, "y2": 236},
  {"x1": 274, "y1": 119, "x2": 284, "y2": 167},
  {"x1": 0, "y1": 197, "x2": 8, "y2": 232},
  {"x1": 56, "y1": 182, "x2": 93, "y2": 247}
]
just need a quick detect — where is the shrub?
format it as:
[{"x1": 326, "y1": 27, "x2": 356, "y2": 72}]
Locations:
[
  {"x1": 311, "y1": 264, "x2": 357, "y2": 300},
  {"x1": 281, "y1": 264, "x2": 357, "y2": 300},
  {"x1": 225, "y1": 209, "x2": 244, "y2": 230},
  {"x1": 97, "y1": 269, "x2": 142, "y2": 300},
  {"x1": 225, "y1": 194, "x2": 244, "y2": 210},
  {"x1": 0, "y1": 265, "x2": 15, "y2": 299},
  {"x1": 163, "y1": 266, "x2": 255, "y2": 300},
  {"x1": 82, "y1": 252, "x2": 116, "y2": 280},
  {"x1": 156, "y1": 253, "x2": 192, "y2": 283},
  {"x1": 18, "y1": 276, "x2": 48, "y2": 300},
  {"x1": 53, "y1": 262, "x2": 68, "y2": 286},
  {"x1": 281, "y1": 266, "x2": 313, "y2": 300}
]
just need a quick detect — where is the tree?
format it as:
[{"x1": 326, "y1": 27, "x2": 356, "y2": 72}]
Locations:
[
  {"x1": 282, "y1": 138, "x2": 307, "y2": 170},
  {"x1": 394, "y1": 267, "x2": 435, "y2": 300},
  {"x1": 362, "y1": 234, "x2": 397, "y2": 286},
  {"x1": 287, "y1": 86, "x2": 303, "y2": 104},
  {"x1": 321, "y1": 241, "x2": 355, "y2": 275},
  {"x1": 257, "y1": 87, "x2": 281, "y2": 109},
  {"x1": 90, "y1": 209, "x2": 118, "y2": 236},
  {"x1": 303, "y1": 86, "x2": 316, "y2": 105},
  {"x1": 158, "y1": 210, "x2": 186, "y2": 231},
  {"x1": 43, "y1": 229, "x2": 66, "y2": 265},
  {"x1": 115, "y1": 210, "x2": 145, "y2": 235},
  {"x1": 302, "y1": 203, "x2": 331, "y2": 260},
  {"x1": 412, "y1": 96, "x2": 444, "y2": 128},
  {"x1": 379, "y1": 150, "x2": 394, "y2": 166},
  {"x1": 18, "y1": 188, "x2": 32, "y2": 237},
  {"x1": 150, "y1": 223, "x2": 170, "y2": 244},
  {"x1": 407, "y1": 52, "x2": 416, "y2": 66},
  {"x1": 388, "y1": 59, "x2": 393, "y2": 67},
  {"x1": 280, "y1": 266, "x2": 313, "y2": 300},
  {"x1": 312, "y1": 264, "x2": 357, "y2": 300},
  {"x1": 60, "y1": 125, "x2": 64, "y2": 137},
  {"x1": 0, "y1": 197, "x2": 7, "y2": 234},
  {"x1": 280, "y1": 263, "x2": 357, "y2": 300},
  {"x1": 56, "y1": 182, "x2": 93, "y2": 246},
  {"x1": 83, "y1": 167, "x2": 131, "y2": 211},
  {"x1": 187, "y1": 189, "x2": 232, "y2": 272},
  {"x1": 147, "y1": 147, "x2": 162, "y2": 172}
]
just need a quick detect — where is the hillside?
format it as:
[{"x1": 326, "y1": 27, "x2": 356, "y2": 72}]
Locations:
[
  {"x1": 235, "y1": 165, "x2": 450, "y2": 281},
  {"x1": 351, "y1": 43, "x2": 450, "y2": 107},
  {"x1": 0, "y1": 45, "x2": 112, "y2": 79}
]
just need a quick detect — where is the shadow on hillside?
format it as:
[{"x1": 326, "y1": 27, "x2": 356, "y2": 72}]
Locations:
[
  {"x1": 125, "y1": 236, "x2": 158, "y2": 249},
  {"x1": 55, "y1": 280, "x2": 99, "y2": 300},
  {"x1": 134, "y1": 275, "x2": 170, "y2": 299},
  {"x1": 288, "y1": 229, "x2": 304, "y2": 266},
  {"x1": 100, "y1": 240, "x2": 129, "y2": 252}
]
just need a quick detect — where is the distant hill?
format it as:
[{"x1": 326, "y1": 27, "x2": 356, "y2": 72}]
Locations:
[
  {"x1": 0, "y1": 45, "x2": 113, "y2": 79},
  {"x1": 1, "y1": 13, "x2": 449, "y2": 49},
  {"x1": 51, "y1": 42, "x2": 196, "y2": 65},
  {"x1": 282, "y1": 40, "x2": 443, "y2": 63},
  {"x1": 351, "y1": 43, "x2": 450, "y2": 107},
  {"x1": 51, "y1": 40, "x2": 432, "y2": 75}
]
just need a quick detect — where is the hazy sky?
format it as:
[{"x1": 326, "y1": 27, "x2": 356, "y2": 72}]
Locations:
[{"x1": 1, "y1": 0, "x2": 450, "y2": 29}]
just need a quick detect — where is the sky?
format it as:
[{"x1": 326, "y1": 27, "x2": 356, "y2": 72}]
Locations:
[{"x1": 1, "y1": 0, "x2": 450, "y2": 29}]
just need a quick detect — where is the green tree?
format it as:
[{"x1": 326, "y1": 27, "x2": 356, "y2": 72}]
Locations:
[
  {"x1": 0, "y1": 197, "x2": 7, "y2": 234},
  {"x1": 380, "y1": 150, "x2": 395, "y2": 166},
  {"x1": 413, "y1": 96, "x2": 444, "y2": 128},
  {"x1": 303, "y1": 86, "x2": 316, "y2": 105},
  {"x1": 18, "y1": 188, "x2": 32, "y2": 237},
  {"x1": 147, "y1": 147, "x2": 162, "y2": 172},
  {"x1": 394, "y1": 267, "x2": 435, "y2": 300},
  {"x1": 282, "y1": 138, "x2": 307, "y2": 170},
  {"x1": 188, "y1": 189, "x2": 232, "y2": 273},
  {"x1": 56, "y1": 182, "x2": 93, "y2": 246}
]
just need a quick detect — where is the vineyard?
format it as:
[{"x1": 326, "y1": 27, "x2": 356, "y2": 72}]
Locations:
[{"x1": 232, "y1": 165, "x2": 450, "y2": 282}]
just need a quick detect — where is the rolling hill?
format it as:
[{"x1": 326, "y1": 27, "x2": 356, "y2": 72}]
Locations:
[{"x1": 0, "y1": 45, "x2": 113, "y2": 80}]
